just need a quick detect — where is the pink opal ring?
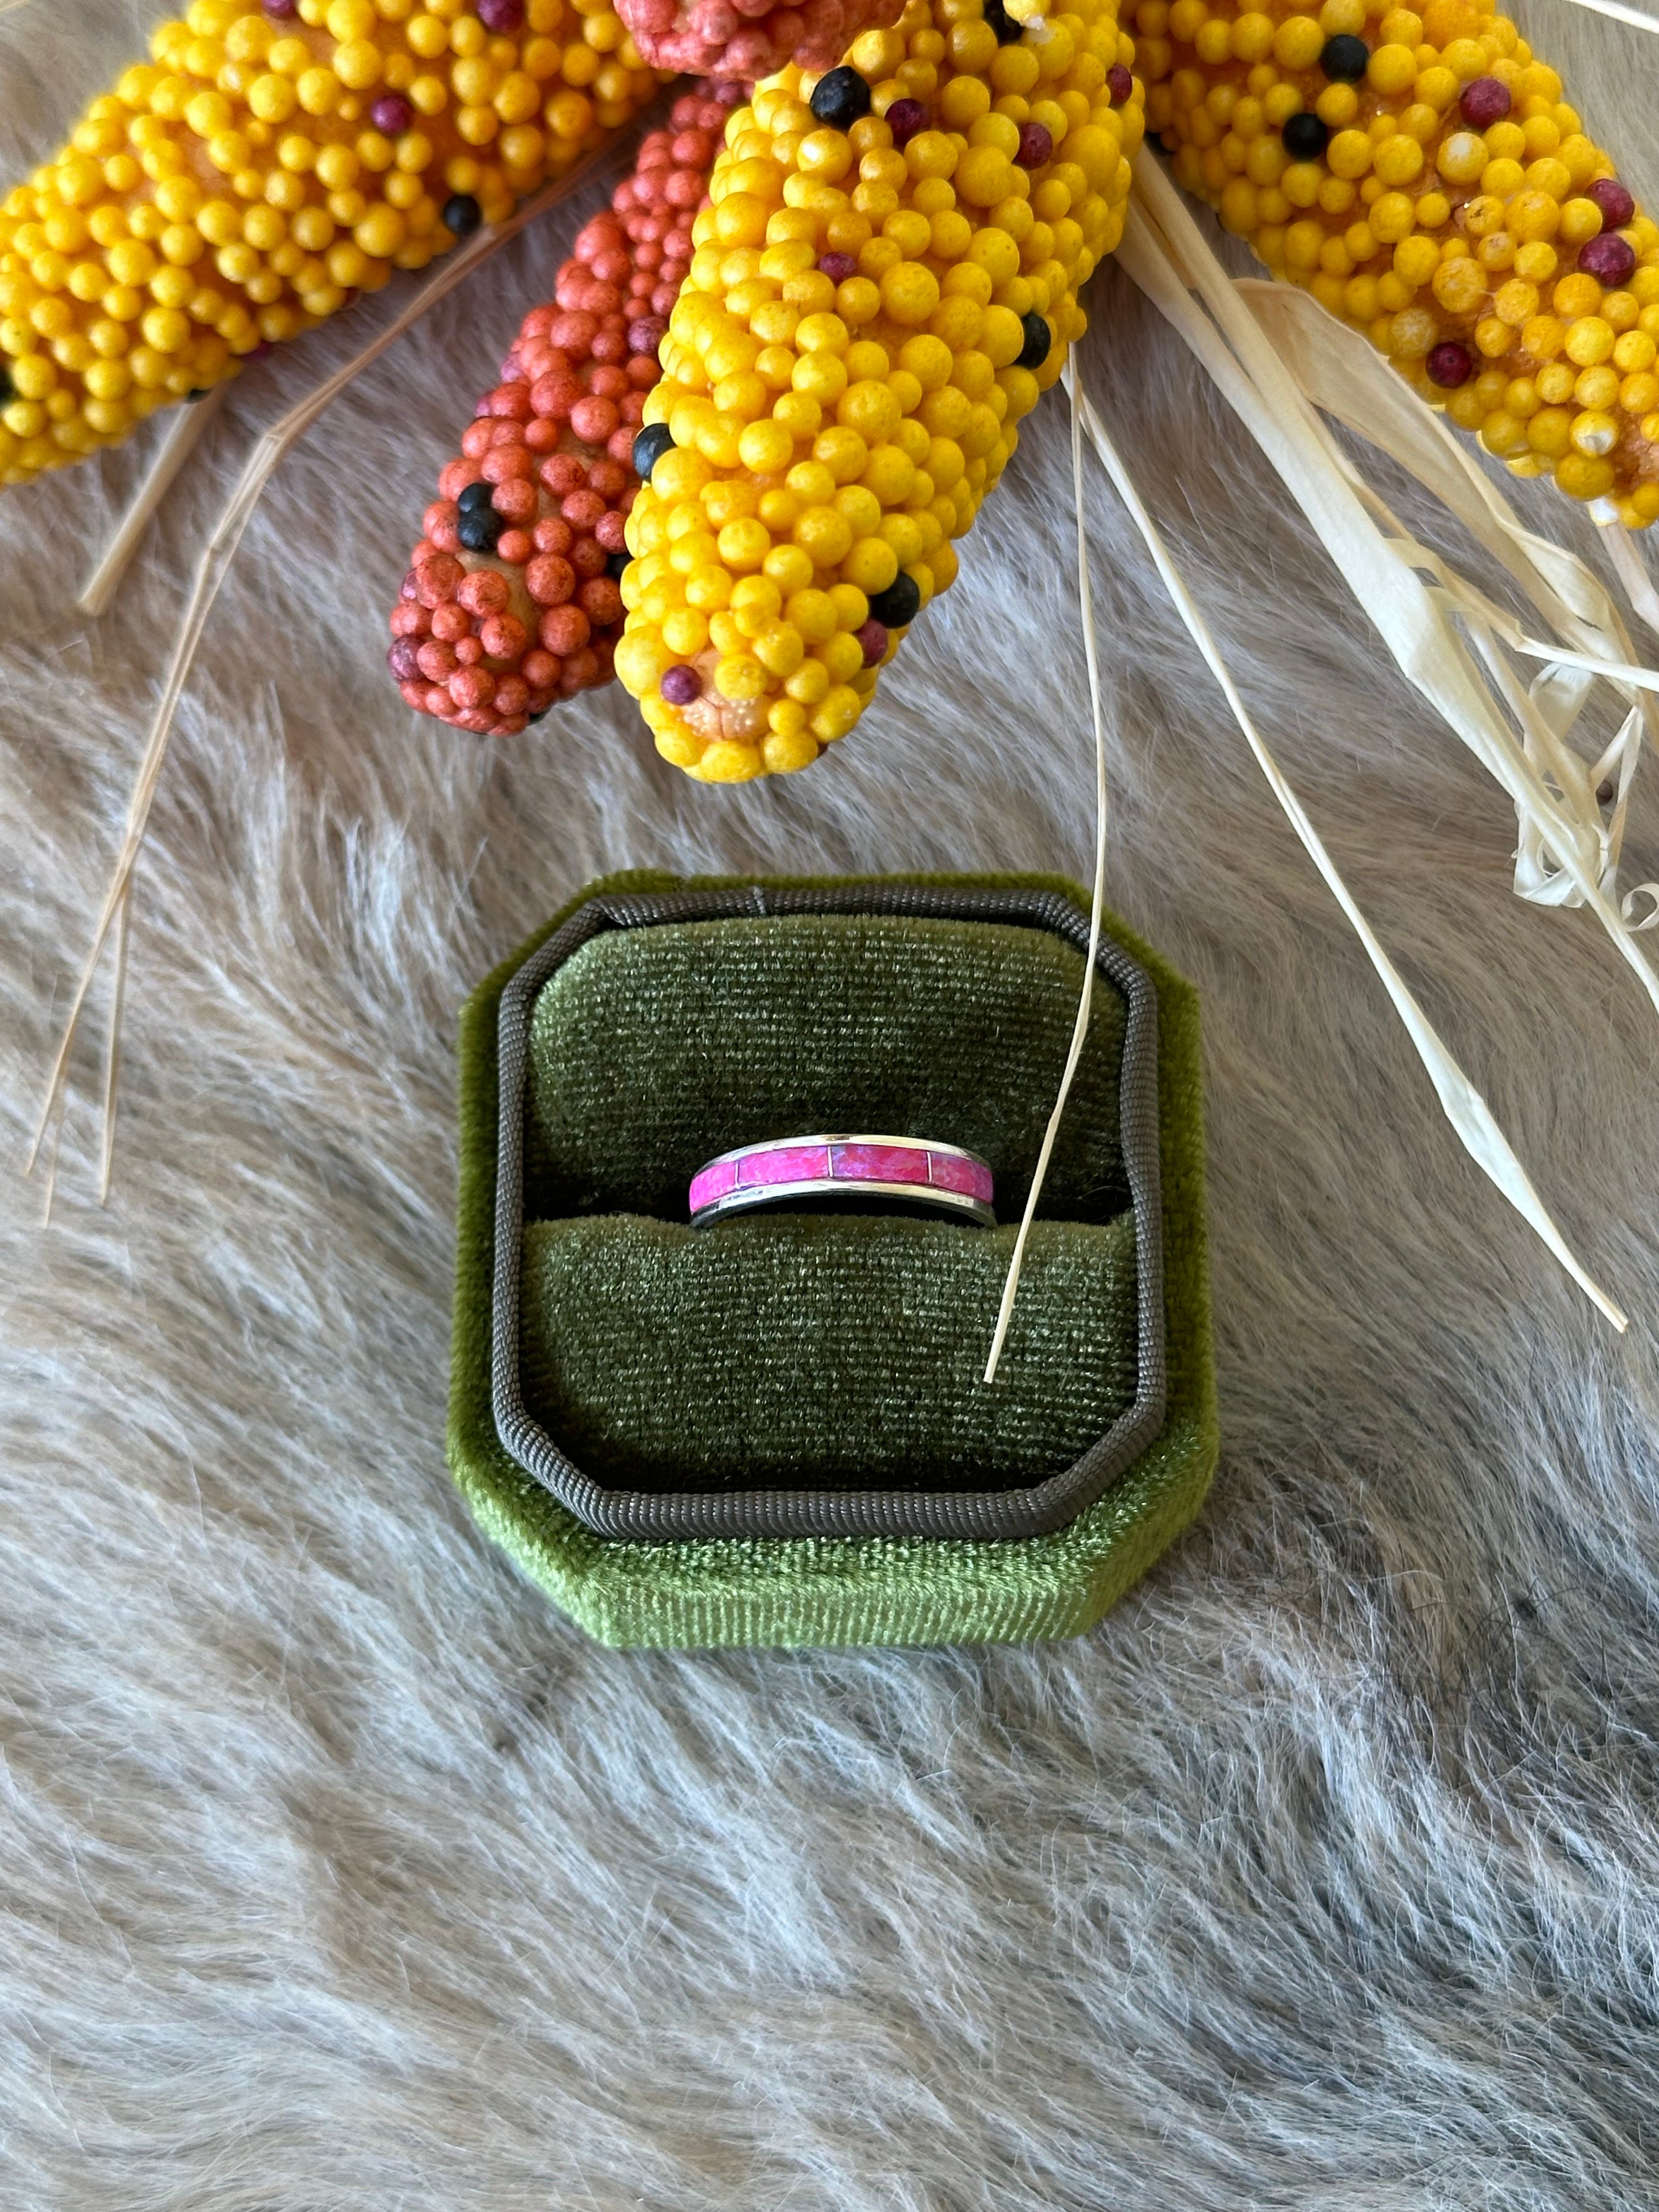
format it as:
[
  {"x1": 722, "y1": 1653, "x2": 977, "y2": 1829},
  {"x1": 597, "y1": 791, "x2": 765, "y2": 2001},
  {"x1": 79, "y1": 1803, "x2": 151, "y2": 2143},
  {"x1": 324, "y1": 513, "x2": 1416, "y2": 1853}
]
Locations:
[{"x1": 688, "y1": 1135, "x2": 996, "y2": 1231}]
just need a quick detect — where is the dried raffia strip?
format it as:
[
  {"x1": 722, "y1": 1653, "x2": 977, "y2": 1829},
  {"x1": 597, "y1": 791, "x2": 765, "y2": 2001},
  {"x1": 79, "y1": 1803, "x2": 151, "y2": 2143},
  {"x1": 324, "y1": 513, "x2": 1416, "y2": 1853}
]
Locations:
[
  {"x1": 26, "y1": 144, "x2": 623, "y2": 1193},
  {"x1": 983, "y1": 364, "x2": 1111, "y2": 1385},
  {"x1": 99, "y1": 887, "x2": 131, "y2": 1205},
  {"x1": 1237, "y1": 279, "x2": 1649, "y2": 681},
  {"x1": 1235, "y1": 276, "x2": 1659, "y2": 912},
  {"x1": 78, "y1": 386, "x2": 228, "y2": 619},
  {"x1": 1113, "y1": 151, "x2": 1634, "y2": 1323},
  {"x1": 1068, "y1": 367, "x2": 1628, "y2": 1328},
  {"x1": 1123, "y1": 149, "x2": 1659, "y2": 1023},
  {"x1": 1601, "y1": 520, "x2": 1659, "y2": 641},
  {"x1": 1548, "y1": 0, "x2": 1659, "y2": 37}
]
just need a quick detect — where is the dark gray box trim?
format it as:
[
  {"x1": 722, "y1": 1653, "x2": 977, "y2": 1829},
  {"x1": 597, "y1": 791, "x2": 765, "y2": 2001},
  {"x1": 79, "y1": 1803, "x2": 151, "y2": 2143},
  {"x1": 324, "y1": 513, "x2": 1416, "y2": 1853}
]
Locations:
[{"x1": 490, "y1": 883, "x2": 1165, "y2": 1542}]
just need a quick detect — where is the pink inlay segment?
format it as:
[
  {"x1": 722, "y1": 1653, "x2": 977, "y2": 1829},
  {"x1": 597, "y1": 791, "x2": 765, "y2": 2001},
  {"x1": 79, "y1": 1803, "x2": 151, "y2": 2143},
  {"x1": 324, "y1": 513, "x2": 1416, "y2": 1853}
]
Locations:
[
  {"x1": 686, "y1": 1155, "x2": 738, "y2": 1213},
  {"x1": 737, "y1": 1144, "x2": 831, "y2": 1188},
  {"x1": 926, "y1": 1150, "x2": 995, "y2": 1203},
  {"x1": 831, "y1": 1143, "x2": 931, "y2": 1186}
]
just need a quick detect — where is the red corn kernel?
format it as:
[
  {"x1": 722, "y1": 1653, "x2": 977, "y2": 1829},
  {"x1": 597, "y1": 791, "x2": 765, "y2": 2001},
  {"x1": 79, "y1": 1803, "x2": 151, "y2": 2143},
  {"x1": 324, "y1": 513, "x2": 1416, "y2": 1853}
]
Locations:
[
  {"x1": 416, "y1": 639, "x2": 457, "y2": 680},
  {"x1": 560, "y1": 646, "x2": 600, "y2": 692},
  {"x1": 481, "y1": 611, "x2": 529, "y2": 659},
  {"x1": 450, "y1": 666, "x2": 495, "y2": 710},
  {"x1": 453, "y1": 634, "x2": 484, "y2": 666},
  {"x1": 562, "y1": 486, "x2": 608, "y2": 529},
  {"x1": 595, "y1": 507, "x2": 629, "y2": 551},
  {"x1": 431, "y1": 600, "x2": 472, "y2": 642},
  {"x1": 1588, "y1": 177, "x2": 1637, "y2": 230},
  {"x1": 492, "y1": 477, "x2": 538, "y2": 523},
  {"x1": 571, "y1": 395, "x2": 620, "y2": 443},
  {"x1": 531, "y1": 373, "x2": 578, "y2": 417},
  {"x1": 527, "y1": 554, "x2": 577, "y2": 605},
  {"x1": 497, "y1": 527, "x2": 534, "y2": 564},
  {"x1": 569, "y1": 533, "x2": 607, "y2": 577},
  {"x1": 460, "y1": 420, "x2": 495, "y2": 458},
  {"x1": 481, "y1": 443, "x2": 533, "y2": 483},
  {"x1": 532, "y1": 515, "x2": 574, "y2": 555},
  {"x1": 578, "y1": 575, "x2": 623, "y2": 625},
  {"x1": 549, "y1": 311, "x2": 598, "y2": 354},
  {"x1": 458, "y1": 568, "x2": 510, "y2": 616},
  {"x1": 415, "y1": 555, "x2": 464, "y2": 605},
  {"x1": 539, "y1": 603, "x2": 591, "y2": 654},
  {"x1": 494, "y1": 675, "x2": 530, "y2": 716},
  {"x1": 540, "y1": 453, "x2": 586, "y2": 495},
  {"x1": 523, "y1": 649, "x2": 560, "y2": 688},
  {"x1": 1458, "y1": 75, "x2": 1510, "y2": 126}
]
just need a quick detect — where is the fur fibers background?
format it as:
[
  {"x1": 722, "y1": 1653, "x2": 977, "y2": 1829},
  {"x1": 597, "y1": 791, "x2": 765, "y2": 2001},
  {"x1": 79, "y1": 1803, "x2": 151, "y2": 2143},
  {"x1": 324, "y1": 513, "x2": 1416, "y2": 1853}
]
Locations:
[{"x1": 6, "y1": 3, "x2": 1659, "y2": 2203}]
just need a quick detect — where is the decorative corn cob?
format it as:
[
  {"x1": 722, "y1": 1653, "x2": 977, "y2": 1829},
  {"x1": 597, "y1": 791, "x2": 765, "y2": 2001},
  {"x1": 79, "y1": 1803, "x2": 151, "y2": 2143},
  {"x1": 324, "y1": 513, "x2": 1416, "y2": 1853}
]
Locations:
[
  {"x1": 390, "y1": 81, "x2": 735, "y2": 731},
  {"x1": 1130, "y1": 0, "x2": 1659, "y2": 526},
  {"x1": 617, "y1": 0, "x2": 902, "y2": 83},
  {"x1": 613, "y1": 0, "x2": 1143, "y2": 780},
  {"x1": 0, "y1": 0, "x2": 665, "y2": 488}
]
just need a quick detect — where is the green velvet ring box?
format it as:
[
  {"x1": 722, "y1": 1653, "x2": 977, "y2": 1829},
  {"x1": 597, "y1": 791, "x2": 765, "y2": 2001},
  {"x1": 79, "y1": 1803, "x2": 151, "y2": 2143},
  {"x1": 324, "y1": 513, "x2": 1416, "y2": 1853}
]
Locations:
[{"x1": 449, "y1": 871, "x2": 1218, "y2": 1649}]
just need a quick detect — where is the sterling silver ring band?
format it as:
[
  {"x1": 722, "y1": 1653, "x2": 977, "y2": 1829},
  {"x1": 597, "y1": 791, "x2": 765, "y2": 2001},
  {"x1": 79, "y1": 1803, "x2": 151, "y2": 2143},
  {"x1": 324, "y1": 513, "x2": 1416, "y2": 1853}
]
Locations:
[{"x1": 688, "y1": 1133, "x2": 996, "y2": 1229}]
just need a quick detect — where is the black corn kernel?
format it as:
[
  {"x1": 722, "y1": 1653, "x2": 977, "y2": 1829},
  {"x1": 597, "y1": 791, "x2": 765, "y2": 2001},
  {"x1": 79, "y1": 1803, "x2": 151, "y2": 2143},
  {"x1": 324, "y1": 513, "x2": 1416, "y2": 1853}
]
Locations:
[
  {"x1": 1016, "y1": 311, "x2": 1052, "y2": 369},
  {"x1": 1282, "y1": 111, "x2": 1330, "y2": 160},
  {"x1": 632, "y1": 422, "x2": 675, "y2": 480},
  {"x1": 1319, "y1": 33, "x2": 1368, "y2": 78},
  {"x1": 457, "y1": 507, "x2": 504, "y2": 552},
  {"x1": 606, "y1": 548, "x2": 631, "y2": 579},
  {"x1": 868, "y1": 573, "x2": 922, "y2": 628},
  {"x1": 457, "y1": 479, "x2": 495, "y2": 512},
  {"x1": 443, "y1": 193, "x2": 483, "y2": 236},
  {"x1": 983, "y1": 0, "x2": 1025, "y2": 43},
  {"x1": 809, "y1": 66, "x2": 872, "y2": 129}
]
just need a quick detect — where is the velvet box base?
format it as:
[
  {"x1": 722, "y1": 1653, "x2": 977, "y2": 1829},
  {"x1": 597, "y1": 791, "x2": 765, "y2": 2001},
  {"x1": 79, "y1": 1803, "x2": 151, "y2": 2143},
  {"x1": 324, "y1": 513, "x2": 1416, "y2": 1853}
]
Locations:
[{"x1": 448, "y1": 871, "x2": 1219, "y2": 1648}]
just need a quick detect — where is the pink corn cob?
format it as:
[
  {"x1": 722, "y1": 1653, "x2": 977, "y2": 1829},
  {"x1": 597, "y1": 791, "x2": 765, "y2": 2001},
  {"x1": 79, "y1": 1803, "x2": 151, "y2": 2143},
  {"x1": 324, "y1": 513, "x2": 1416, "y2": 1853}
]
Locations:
[{"x1": 616, "y1": 0, "x2": 901, "y2": 82}]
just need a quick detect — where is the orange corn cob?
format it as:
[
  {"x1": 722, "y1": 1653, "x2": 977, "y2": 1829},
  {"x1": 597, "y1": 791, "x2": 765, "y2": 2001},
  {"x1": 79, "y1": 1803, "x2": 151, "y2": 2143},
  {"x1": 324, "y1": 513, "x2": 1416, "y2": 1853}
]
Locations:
[
  {"x1": 0, "y1": 0, "x2": 665, "y2": 487},
  {"x1": 1130, "y1": 0, "x2": 1659, "y2": 526},
  {"x1": 390, "y1": 81, "x2": 737, "y2": 733}
]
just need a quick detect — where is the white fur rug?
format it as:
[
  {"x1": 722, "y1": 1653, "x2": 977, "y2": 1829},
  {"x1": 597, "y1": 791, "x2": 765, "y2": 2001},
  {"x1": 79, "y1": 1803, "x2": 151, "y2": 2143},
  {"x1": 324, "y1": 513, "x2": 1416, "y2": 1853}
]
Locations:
[{"x1": 6, "y1": 3, "x2": 1659, "y2": 2204}]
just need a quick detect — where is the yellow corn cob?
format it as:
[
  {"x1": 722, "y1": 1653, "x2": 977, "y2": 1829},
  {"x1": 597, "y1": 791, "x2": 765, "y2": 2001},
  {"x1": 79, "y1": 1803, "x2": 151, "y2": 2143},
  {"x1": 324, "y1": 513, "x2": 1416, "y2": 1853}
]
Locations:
[
  {"x1": 1130, "y1": 0, "x2": 1659, "y2": 526},
  {"x1": 613, "y1": 0, "x2": 1142, "y2": 779},
  {"x1": 0, "y1": 0, "x2": 664, "y2": 487}
]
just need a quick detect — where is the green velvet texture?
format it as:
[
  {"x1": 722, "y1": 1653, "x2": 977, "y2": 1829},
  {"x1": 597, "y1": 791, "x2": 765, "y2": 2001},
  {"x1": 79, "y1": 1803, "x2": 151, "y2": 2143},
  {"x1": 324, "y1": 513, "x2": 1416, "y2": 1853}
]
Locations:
[
  {"x1": 448, "y1": 871, "x2": 1219, "y2": 1650},
  {"x1": 524, "y1": 916, "x2": 1127, "y2": 1223},
  {"x1": 518, "y1": 1212, "x2": 1138, "y2": 1493}
]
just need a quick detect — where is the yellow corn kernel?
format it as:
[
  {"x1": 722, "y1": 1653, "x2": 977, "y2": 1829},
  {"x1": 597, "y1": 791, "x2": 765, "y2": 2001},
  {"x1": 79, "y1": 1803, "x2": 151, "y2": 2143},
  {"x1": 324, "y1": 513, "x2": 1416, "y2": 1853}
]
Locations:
[
  {"x1": 0, "y1": 0, "x2": 659, "y2": 486},
  {"x1": 1131, "y1": 0, "x2": 1659, "y2": 522}
]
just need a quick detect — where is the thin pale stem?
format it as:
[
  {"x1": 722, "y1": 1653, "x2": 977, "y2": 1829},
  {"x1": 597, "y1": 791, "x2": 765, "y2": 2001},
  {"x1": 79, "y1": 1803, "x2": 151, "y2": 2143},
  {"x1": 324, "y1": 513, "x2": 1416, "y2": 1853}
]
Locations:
[
  {"x1": 79, "y1": 386, "x2": 228, "y2": 618},
  {"x1": 26, "y1": 138, "x2": 624, "y2": 1189},
  {"x1": 983, "y1": 364, "x2": 1111, "y2": 1384}
]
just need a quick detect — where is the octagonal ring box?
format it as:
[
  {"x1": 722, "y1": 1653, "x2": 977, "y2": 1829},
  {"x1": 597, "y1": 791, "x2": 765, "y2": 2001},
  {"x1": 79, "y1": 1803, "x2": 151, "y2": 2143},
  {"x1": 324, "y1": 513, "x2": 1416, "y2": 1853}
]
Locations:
[{"x1": 449, "y1": 871, "x2": 1218, "y2": 1650}]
